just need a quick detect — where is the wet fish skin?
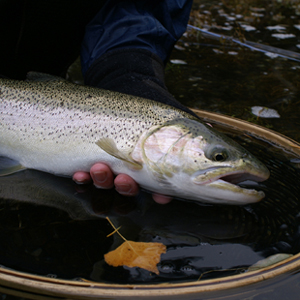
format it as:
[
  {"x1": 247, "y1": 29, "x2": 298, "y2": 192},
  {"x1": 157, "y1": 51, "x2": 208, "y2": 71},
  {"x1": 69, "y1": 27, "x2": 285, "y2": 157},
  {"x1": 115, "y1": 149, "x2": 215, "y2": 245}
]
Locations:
[
  {"x1": 0, "y1": 73, "x2": 193, "y2": 175},
  {"x1": 0, "y1": 73, "x2": 270, "y2": 204}
]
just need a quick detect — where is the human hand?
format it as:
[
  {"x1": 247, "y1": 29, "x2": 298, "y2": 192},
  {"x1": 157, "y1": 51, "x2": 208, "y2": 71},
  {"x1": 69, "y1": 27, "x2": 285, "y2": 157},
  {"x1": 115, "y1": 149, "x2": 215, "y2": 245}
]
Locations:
[{"x1": 73, "y1": 163, "x2": 172, "y2": 204}]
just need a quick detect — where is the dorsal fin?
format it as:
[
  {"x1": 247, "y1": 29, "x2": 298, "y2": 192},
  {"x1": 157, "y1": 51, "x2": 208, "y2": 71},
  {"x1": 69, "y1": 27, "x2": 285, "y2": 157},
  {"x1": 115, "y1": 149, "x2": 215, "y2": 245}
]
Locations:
[{"x1": 26, "y1": 72, "x2": 65, "y2": 82}]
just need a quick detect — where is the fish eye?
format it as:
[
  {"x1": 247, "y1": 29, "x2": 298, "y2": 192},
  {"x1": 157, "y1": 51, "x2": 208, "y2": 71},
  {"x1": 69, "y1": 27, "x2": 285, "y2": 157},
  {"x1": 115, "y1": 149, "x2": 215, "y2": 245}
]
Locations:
[
  {"x1": 205, "y1": 146, "x2": 229, "y2": 162},
  {"x1": 212, "y1": 149, "x2": 228, "y2": 162}
]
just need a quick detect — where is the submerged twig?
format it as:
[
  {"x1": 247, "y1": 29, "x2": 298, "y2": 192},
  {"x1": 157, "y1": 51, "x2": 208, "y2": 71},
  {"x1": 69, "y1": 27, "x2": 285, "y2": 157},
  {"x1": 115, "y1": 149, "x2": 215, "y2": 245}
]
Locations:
[
  {"x1": 198, "y1": 267, "x2": 246, "y2": 280},
  {"x1": 187, "y1": 24, "x2": 300, "y2": 63}
]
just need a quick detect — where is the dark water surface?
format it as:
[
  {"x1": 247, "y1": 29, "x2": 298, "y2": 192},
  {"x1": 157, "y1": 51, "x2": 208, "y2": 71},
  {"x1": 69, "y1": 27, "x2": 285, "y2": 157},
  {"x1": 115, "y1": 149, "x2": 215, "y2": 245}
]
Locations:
[
  {"x1": 1, "y1": 1, "x2": 300, "y2": 299},
  {"x1": 167, "y1": 0, "x2": 300, "y2": 143}
]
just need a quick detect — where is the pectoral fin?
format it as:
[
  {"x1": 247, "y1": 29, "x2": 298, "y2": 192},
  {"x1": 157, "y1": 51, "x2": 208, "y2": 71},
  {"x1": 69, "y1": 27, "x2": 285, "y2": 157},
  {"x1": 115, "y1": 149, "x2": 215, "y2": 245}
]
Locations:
[
  {"x1": 96, "y1": 138, "x2": 142, "y2": 170},
  {"x1": 0, "y1": 157, "x2": 26, "y2": 176}
]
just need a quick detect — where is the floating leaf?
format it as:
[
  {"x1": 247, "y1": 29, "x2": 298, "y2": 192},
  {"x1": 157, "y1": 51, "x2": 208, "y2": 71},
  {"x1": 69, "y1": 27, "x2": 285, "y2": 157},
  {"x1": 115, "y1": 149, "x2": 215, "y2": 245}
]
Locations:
[
  {"x1": 251, "y1": 106, "x2": 280, "y2": 118},
  {"x1": 170, "y1": 59, "x2": 187, "y2": 65},
  {"x1": 104, "y1": 240, "x2": 166, "y2": 274},
  {"x1": 104, "y1": 217, "x2": 166, "y2": 274},
  {"x1": 248, "y1": 253, "x2": 293, "y2": 272},
  {"x1": 271, "y1": 33, "x2": 295, "y2": 40}
]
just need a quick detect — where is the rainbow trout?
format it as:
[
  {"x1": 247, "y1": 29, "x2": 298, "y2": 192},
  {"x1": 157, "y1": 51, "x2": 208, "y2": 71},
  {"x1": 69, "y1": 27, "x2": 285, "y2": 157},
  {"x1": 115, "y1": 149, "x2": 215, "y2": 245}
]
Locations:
[{"x1": 0, "y1": 73, "x2": 269, "y2": 204}]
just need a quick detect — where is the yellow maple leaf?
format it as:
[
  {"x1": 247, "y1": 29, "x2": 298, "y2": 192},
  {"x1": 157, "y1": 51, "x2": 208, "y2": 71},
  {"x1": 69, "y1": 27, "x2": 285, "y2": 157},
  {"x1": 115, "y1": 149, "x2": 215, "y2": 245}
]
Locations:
[
  {"x1": 104, "y1": 217, "x2": 166, "y2": 274},
  {"x1": 104, "y1": 240, "x2": 166, "y2": 274}
]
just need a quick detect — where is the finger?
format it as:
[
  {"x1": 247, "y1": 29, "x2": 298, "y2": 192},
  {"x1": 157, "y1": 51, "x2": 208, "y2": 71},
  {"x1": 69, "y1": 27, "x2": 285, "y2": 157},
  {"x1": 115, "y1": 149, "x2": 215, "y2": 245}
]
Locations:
[
  {"x1": 114, "y1": 174, "x2": 139, "y2": 196},
  {"x1": 152, "y1": 193, "x2": 172, "y2": 204},
  {"x1": 72, "y1": 171, "x2": 92, "y2": 184},
  {"x1": 90, "y1": 163, "x2": 114, "y2": 189}
]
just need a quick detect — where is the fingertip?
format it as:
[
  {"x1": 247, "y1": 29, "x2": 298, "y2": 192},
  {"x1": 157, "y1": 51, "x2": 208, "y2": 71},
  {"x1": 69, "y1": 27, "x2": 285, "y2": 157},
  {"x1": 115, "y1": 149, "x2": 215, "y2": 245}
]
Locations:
[
  {"x1": 90, "y1": 163, "x2": 111, "y2": 174},
  {"x1": 73, "y1": 171, "x2": 92, "y2": 184},
  {"x1": 114, "y1": 174, "x2": 139, "y2": 196},
  {"x1": 153, "y1": 193, "x2": 172, "y2": 204},
  {"x1": 90, "y1": 163, "x2": 114, "y2": 189}
]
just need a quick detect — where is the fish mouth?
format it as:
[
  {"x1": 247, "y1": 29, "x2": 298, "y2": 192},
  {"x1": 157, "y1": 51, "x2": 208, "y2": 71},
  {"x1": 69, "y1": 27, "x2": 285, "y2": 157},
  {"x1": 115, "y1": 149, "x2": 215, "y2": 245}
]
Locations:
[
  {"x1": 192, "y1": 167, "x2": 269, "y2": 185},
  {"x1": 192, "y1": 167, "x2": 270, "y2": 204},
  {"x1": 218, "y1": 171, "x2": 268, "y2": 185}
]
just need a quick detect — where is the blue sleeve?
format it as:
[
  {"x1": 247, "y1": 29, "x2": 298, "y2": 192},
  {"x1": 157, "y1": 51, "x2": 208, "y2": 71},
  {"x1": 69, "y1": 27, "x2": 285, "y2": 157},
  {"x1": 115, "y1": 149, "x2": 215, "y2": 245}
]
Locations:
[{"x1": 81, "y1": 0, "x2": 193, "y2": 76}]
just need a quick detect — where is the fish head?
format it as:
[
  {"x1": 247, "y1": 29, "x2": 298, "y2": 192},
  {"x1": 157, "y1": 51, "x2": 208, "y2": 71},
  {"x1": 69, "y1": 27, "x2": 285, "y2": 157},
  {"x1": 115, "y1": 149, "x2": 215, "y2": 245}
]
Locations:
[{"x1": 139, "y1": 118, "x2": 270, "y2": 205}]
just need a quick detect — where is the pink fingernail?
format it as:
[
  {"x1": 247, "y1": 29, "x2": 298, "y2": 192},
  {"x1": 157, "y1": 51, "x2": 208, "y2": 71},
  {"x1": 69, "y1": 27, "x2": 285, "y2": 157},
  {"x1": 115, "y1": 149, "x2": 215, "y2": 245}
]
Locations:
[
  {"x1": 93, "y1": 170, "x2": 107, "y2": 184},
  {"x1": 116, "y1": 183, "x2": 132, "y2": 194}
]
